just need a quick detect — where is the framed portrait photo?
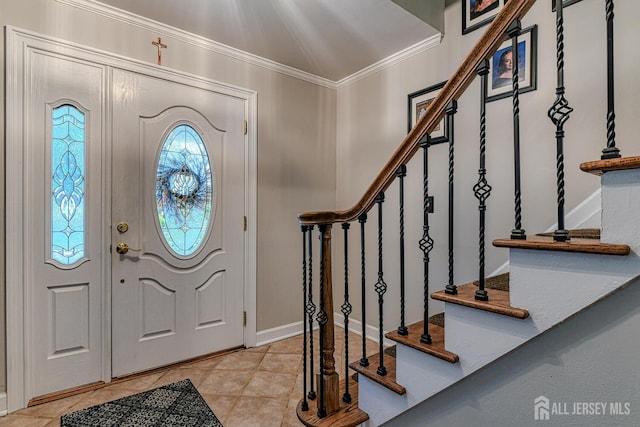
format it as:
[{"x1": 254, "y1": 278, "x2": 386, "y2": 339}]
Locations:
[
  {"x1": 463, "y1": 0, "x2": 509, "y2": 35},
  {"x1": 486, "y1": 25, "x2": 537, "y2": 102},
  {"x1": 552, "y1": 0, "x2": 583, "y2": 12},
  {"x1": 408, "y1": 80, "x2": 448, "y2": 144}
]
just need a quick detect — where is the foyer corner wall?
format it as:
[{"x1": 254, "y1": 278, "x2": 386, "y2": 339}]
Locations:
[{"x1": 0, "y1": 0, "x2": 337, "y2": 396}]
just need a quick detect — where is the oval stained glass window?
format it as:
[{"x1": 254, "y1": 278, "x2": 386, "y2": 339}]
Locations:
[{"x1": 156, "y1": 124, "x2": 213, "y2": 256}]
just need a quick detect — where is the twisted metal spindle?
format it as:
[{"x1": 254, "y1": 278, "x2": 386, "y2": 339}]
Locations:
[
  {"x1": 316, "y1": 225, "x2": 329, "y2": 418},
  {"x1": 602, "y1": 0, "x2": 620, "y2": 160},
  {"x1": 301, "y1": 225, "x2": 309, "y2": 411},
  {"x1": 548, "y1": 0, "x2": 573, "y2": 242},
  {"x1": 341, "y1": 222, "x2": 352, "y2": 403},
  {"x1": 445, "y1": 101, "x2": 458, "y2": 295},
  {"x1": 358, "y1": 213, "x2": 369, "y2": 367},
  {"x1": 397, "y1": 165, "x2": 408, "y2": 335},
  {"x1": 374, "y1": 192, "x2": 387, "y2": 376},
  {"x1": 474, "y1": 59, "x2": 492, "y2": 302},
  {"x1": 508, "y1": 19, "x2": 526, "y2": 240},
  {"x1": 419, "y1": 137, "x2": 434, "y2": 344},
  {"x1": 305, "y1": 225, "x2": 317, "y2": 400}
]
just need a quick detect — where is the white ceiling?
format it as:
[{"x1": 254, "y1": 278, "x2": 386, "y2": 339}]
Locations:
[{"x1": 95, "y1": 0, "x2": 442, "y2": 82}]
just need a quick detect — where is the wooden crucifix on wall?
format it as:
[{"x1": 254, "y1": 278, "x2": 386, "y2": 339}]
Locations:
[{"x1": 152, "y1": 37, "x2": 167, "y2": 66}]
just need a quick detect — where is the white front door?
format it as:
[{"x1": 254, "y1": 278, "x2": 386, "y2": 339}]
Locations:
[
  {"x1": 8, "y1": 28, "x2": 256, "y2": 409},
  {"x1": 110, "y1": 69, "x2": 246, "y2": 377},
  {"x1": 18, "y1": 51, "x2": 247, "y2": 401}
]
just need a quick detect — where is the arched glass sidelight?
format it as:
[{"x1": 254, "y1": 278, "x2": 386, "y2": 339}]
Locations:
[
  {"x1": 51, "y1": 104, "x2": 86, "y2": 265},
  {"x1": 156, "y1": 124, "x2": 213, "y2": 257}
]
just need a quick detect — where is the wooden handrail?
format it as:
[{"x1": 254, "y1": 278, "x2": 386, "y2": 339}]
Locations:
[{"x1": 298, "y1": 0, "x2": 537, "y2": 226}]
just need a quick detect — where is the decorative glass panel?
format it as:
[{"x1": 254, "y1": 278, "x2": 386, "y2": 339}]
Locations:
[
  {"x1": 156, "y1": 124, "x2": 213, "y2": 256},
  {"x1": 51, "y1": 104, "x2": 86, "y2": 265}
]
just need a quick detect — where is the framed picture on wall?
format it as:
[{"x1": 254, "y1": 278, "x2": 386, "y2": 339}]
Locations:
[
  {"x1": 552, "y1": 0, "x2": 583, "y2": 11},
  {"x1": 463, "y1": 0, "x2": 509, "y2": 35},
  {"x1": 407, "y1": 80, "x2": 448, "y2": 144},
  {"x1": 486, "y1": 25, "x2": 537, "y2": 102}
]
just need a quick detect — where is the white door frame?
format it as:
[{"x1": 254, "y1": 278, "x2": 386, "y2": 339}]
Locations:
[{"x1": 5, "y1": 26, "x2": 258, "y2": 412}]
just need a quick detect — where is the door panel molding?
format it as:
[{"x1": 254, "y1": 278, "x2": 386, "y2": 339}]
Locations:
[
  {"x1": 111, "y1": 70, "x2": 245, "y2": 376},
  {"x1": 5, "y1": 26, "x2": 258, "y2": 411}
]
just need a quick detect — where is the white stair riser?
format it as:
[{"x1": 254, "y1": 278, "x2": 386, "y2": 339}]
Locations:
[
  {"x1": 510, "y1": 249, "x2": 639, "y2": 332},
  {"x1": 357, "y1": 374, "x2": 409, "y2": 426},
  {"x1": 602, "y1": 169, "x2": 640, "y2": 245}
]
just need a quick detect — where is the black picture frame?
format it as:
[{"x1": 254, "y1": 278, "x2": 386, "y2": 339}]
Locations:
[
  {"x1": 552, "y1": 0, "x2": 583, "y2": 12},
  {"x1": 486, "y1": 25, "x2": 538, "y2": 102},
  {"x1": 407, "y1": 81, "x2": 448, "y2": 144},
  {"x1": 462, "y1": 0, "x2": 509, "y2": 35}
]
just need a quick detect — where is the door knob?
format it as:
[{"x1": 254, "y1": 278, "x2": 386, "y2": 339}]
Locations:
[{"x1": 116, "y1": 242, "x2": 142, "y2": 255}]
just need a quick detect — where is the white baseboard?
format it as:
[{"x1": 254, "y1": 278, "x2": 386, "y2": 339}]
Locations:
[
  {"x1": 334, "y1": 312, "x2": 395, "y2": 348},
  {"x1": 255, "y1": 321, "x2": 305, "y2": 347},
  {"x1": 255, "y1": 315, "x2": 391, "y2": 349},
  {"x1": 0, "y1": 392, "x2": 7, "y2": 416}
]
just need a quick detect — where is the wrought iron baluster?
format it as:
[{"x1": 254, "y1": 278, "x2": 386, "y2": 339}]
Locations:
[
  {"x1": 474, "y1": 59, "x2": 492, "y2": 302},
  {"x1": 602, "y1": 0, "x2": 620, "y2": 160},
  {"x1": 396, "y1": 165, "x2": 408, "y2": 335},
  {"x1": 548, "y1": 0, "x2": 574, "y2": 242},
  {"x1": 419, "y1": 137, "x2": 433, "y2": 344},
  {"x1": 316, "y1": 225, "x2": 328, "y2": 418},
  {"x1": 301, "y1": 225, "x2": 309, "y2": 411},
  {"x1": 341, "y1": 222, "x2": 352, "y2": 403},
  {"x1": 445, "y1": 101, "x2": 458, "y2": 295},
  {"x1": 374, "y1": 192, "x2": 387, "y2": 376},
  {"x1": 358, "y1": 213, "x2": 369, "y2": 367},
  {"x1": 508, "y1": 19, "x2": 526, "y2": 240},
  {"x1": 305, "y1": 225, "x2": 317, "y2": 400}
]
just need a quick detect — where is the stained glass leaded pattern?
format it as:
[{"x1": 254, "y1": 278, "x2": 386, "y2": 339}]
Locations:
[
  {"x1": 156, "y1": 125, "x2": 213, "y2": 257},
  {"x1": 51, "y1": 105, "x2": 86, "y2": 265}
]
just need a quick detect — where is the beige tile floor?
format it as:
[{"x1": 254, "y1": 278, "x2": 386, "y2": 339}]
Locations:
[{"x1": 0, "y1": 329, "x2": 377, "y2": 427}]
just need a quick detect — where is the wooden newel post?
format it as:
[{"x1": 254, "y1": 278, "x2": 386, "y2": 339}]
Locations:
[{"x1": 318, "y1": 224, "x2": 340, "y2": 415}]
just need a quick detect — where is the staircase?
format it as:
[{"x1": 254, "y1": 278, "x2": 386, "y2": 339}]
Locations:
[
  {"x1": 296, "y1": 0, "x2": 639, "y2": 425},
  {"x1": 355, "y1": 158, "x2": 637, "y2": 424}
]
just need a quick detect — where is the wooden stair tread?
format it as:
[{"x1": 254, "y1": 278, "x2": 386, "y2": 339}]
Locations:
[
  {"x1": 348, "y1": 352, "x2": 406, "y2": 395},
  {"x1": 432, "y1": 283, "x2": 529, "y2": 319},
  {"x1": 493, "y1": 235, "x2": 629, "y2": 255},
  {"x1": 297, "y1": 378, "x2": 368, "y2": 427},
  {"x1": 580, "y1": 156, "x2": 640, "y2": 175},
  {"x1": 386, "y1": 321, "x2": 459, "y2": 363}
]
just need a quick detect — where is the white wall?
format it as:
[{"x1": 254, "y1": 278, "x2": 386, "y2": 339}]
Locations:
[
  {"x1": 0, "y1": 0, "x2": 338, "y2": 394},
  {"x1": 334, "y1": 0, "x2": 640, "y2": 332}
]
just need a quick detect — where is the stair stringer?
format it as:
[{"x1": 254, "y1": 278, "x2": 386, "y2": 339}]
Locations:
[
  {"x1": 357, "y1": 168, "x2": 640, "y2": 426},
  {"x1": 360, "y1": 275, "x2": 640, "y2": 426}
]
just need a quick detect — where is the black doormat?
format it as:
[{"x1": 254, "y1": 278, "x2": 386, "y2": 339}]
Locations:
[{"x1": 60, "y1": 379, "x2": 223, "y2": 427}]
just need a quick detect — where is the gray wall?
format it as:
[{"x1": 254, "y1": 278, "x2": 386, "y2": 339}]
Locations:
[
  {"x1": 0, "y1": 0, "x2": 337, "y2": 395},
  {"x1": 334, "y1": 0, "x2": 640, "y2": 337},
  {"x1": 385, "y1": 278, "x2": 640, "y2": 427}
]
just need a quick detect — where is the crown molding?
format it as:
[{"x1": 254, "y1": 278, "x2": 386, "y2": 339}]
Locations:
[
  {"x1": 55, "y1": 0, "x2": 338, "y2": 89},
  {"x1": 336, "y1": 33, "x2": 442, "y2": 89},
  {"x1": 55, "y1": 0, "x2": 442, "y2": 91}
]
